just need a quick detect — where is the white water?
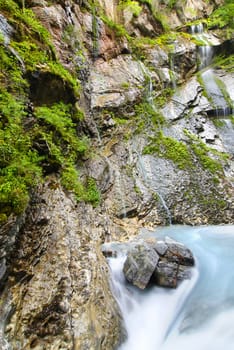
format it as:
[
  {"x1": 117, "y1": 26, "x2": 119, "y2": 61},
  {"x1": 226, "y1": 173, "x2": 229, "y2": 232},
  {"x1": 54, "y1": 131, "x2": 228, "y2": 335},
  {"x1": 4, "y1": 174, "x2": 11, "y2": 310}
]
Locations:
[
  {"x1": 190, "y1": 23, "x2": 214, "y2": 70},
  {"x1": 218, "y1": 118, "x2": 234, "y2": 155},
  {"x1": 109, "y1": 225, "x2": 234, "y2": 350},
  {"x1": 200, "y1": 69, "x2": 228, "y2": 108}
]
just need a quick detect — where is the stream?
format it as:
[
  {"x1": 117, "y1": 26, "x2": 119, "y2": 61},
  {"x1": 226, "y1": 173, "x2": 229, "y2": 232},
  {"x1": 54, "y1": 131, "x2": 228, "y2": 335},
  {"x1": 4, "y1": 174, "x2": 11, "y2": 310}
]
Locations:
[{"x1": 108, "y1": 225, "x2": 234, "y2": 350}]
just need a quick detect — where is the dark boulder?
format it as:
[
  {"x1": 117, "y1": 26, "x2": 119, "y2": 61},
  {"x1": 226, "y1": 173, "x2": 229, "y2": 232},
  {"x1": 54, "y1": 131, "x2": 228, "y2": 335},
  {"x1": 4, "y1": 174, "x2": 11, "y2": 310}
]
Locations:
[
  {"x1": 164, "y1": 237, "x2": 195, "y2": 266},
  {"x1": 154, "y1": 261, "x2": 178, "y2": 288}
]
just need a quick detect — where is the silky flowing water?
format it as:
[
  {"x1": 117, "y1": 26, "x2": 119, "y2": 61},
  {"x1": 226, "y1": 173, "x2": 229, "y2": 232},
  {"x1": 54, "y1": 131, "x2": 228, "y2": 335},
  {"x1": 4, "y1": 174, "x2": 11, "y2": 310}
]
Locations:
[{"x1": 108, "y1": 225, "x2": 234, "y2": 350}]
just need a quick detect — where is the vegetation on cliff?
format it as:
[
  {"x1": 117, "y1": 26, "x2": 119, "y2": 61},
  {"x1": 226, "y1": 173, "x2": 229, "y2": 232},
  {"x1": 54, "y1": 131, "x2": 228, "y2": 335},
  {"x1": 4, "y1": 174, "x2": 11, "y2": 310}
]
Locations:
[
  {"x1": 0, "y1": 0, "x2": 101, "y2": 220},
  {"x1": 0, "y1": 0, "x2": 233, "y2": 222}
]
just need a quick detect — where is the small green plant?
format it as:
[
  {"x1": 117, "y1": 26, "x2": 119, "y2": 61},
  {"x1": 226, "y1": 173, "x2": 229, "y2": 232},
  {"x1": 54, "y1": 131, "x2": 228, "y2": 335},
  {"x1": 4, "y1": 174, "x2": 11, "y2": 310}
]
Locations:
[
  {"x1": 134, "y1": 102, "x2": 165, "y2": 132},
  {"x1": 101, "y1": 15, "x2": 131, "y2": 39},
  {"x1": 121, "y1": 82, "x2": 130, "y2": 89},
  {"x1": 213, "y1": 55, "x2": 234, "y2": 73},
  {"x1": 119, "y1": 1, "x2": 142, "y2": 17},
  {"x1": 84, "y1": 177, "x2": 101, "y2": 206},
  {"x1": 61, "y1": 166, "x2": 100, "y2": 206},
  {"x1": 168, "y1": 0, "x2": 176, "y2": 9}
]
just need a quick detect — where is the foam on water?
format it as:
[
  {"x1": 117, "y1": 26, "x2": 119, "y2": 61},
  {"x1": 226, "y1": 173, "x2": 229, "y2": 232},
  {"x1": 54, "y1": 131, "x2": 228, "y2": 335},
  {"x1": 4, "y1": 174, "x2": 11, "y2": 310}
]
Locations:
[{"x1": 109, "y1": 225, "x2": 234, "y2": 350}]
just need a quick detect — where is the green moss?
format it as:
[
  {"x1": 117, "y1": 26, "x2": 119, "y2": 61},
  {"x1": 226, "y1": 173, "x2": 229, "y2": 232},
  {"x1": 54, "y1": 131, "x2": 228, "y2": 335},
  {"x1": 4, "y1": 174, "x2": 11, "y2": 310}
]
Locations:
[
  {"x1": 0, "y1": 0, "x2": 99, "y2": 216},
  {"x1": 154, "y1": 88, "x2": 174, "y2": 108},
  {"x1": 137, "y1": 0, "x2": 152, "y2": 10},
  {"x1": 119, "y1": 1, "x2": 142, "y2": 17},
  {"x1": 101, "y1": 15, "x2": 131, "y2": 39},
  {"x1": 156, "y1": 32, "x2": 178, "y2": 47},
  {"x1": 213, "y1": 55, "x2": 234, "y2": 73},
  {"x1": 121, "y1": 82, "x2": 130, "y2": 90},
  {"x1": 0, "y1": 90, "x2": 42, "y2": 214},
  {"x1": 61, "y1": 167, "x2": 100, "y2": 206},
  {"x1": 114, "y1": 117, "x2": 129, "y2": 125},
  {"x1": 130, "y1": 37, "x2": 157, "y2": 60},
  {"x1": 153, "y1": 11, "x2": 170, "y2": 32},
  {"x1": 184, "y1": 130, "x2": 228, "y2": 174},
  {"x1": 134, "y1": 102, "x2": 165, "y2": 132},
  {"x1": 84, "y1": 177, "x2": 101, "y2": 206},
  {"x1": 0, "y1": 43, "x2": 29, "y2": 95},
  {"x1": 208, "y1": 0, "x2": 234, "y2": 29},
  {"x1": 143, "y1": 131, "x2": 192, "y2": 169},
  {"x1": 168, "y1": 0, "x2": 177, "y2": 9}
]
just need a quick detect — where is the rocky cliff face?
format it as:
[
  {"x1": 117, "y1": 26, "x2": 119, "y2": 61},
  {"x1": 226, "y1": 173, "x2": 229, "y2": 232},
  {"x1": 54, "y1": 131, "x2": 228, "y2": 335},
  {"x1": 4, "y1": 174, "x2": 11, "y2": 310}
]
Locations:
[{"x1": 0, "y1": 0, "x2": 233, "y2": 349}]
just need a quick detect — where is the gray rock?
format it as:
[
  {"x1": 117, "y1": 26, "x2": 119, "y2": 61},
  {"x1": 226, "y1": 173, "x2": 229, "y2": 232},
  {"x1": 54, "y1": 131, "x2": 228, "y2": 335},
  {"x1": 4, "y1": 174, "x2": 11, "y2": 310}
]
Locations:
[
  {"x1": 123, "y1": 242, "x2": 159, "y2": 289},
  {"x1": 177, "y1": 265, "x2": 192, "y2": 280},
  {"x1": 154, "y1": 241, "x2": 168, "y2": 256},
  {"x1": 164, "y1": 239, "x2": 195, "y2": 266},
  {"x1": 154, "y1": 261, "x2": 178, "y2": 288},
  {"x1": 0, "y1": 258, "x2": 6, "y2": 282}
]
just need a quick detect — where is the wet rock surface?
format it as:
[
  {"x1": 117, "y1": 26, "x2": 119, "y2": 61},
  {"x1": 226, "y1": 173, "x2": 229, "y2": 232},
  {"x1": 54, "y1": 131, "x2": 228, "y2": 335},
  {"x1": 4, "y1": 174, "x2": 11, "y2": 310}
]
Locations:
[
  {"x1": 0, "y1": 0, "x2": 233, "y2": 349},
  {"x1": 123, "y1": 237, "x2": 195, "y2": 289},
  {"x1": 123, "y1": 242, "x2": 159, "y2": 289},
  {"x1": 2, "y1": 180, "x2": 124, "y2": 350}
]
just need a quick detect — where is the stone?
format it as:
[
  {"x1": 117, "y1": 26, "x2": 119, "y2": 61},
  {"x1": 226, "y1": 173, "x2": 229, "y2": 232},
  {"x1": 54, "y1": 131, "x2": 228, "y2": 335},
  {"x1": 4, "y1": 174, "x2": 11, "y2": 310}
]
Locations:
[
  {"x1": 154, "y1": 241, "x2": 168, "y2": 256},
  {"x1": 123, "y1": 242, "x2": 159, "y2": 289},
  {"x1": 90, "y1": 55, "x2": 145, "y2": 109},
  {"x1": 177, "y1": 265, "x2": 192, "y2": 280},
  {"x1": 164, "y1": 237, "x2": 195, "y2": 266},
  {"x1": 154, "y1": 261, "x2": 178, "y2": 288},
  {"x1": 0, "y1": 258, "x2": 6, "y2": 282}
]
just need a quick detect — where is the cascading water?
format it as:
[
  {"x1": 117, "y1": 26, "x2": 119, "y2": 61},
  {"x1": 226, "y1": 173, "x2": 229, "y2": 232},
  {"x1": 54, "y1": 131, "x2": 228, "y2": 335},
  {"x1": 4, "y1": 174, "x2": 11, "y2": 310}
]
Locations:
[
  {"x1": 190, "y1": 23, "x2": 233, "y2": 116},
  {"x1": 198, "y1": 45, "x2": 213, "y2": 70},
  {"x1": 216, "y1": 118, "x2": 234, "y2": 155},
  {"x1": 0, "y1": 290, "x2": 12, "y2": 350},
  {"x1": 137, "y1": 65, "x2": 171, "y2": 223},
  {"x1": 190, "y1": 23, "x2": 214, "y2": 70},
  {"x1": 108, "y1": 225, "x2": 234, "y2": 350},
  {"x1": 169, "y1": 41, "x2": 177, "y2": 90}
]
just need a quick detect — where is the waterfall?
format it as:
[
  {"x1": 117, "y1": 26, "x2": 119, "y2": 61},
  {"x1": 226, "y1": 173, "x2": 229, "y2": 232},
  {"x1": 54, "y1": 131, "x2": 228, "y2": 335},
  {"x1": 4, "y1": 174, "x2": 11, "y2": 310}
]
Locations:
[
  {"x1": 200, "y1": 69, "x2": 228, "y2": 107},
  {"x1": 216, "y1": 117, "x2": 234, "y2": 155},
  {"x1": 198, "y1": 45, "x2": 213, "y2": 70},
  {"x1": 190, "y1": 23, "x2": 232, "y2": 116},
  {"x1": 92, "y1": 8, "x2": 100, "y2": 59},
  {"x1": 0, "y1": 14, "x2": 13, "y2": 45},
  {"x1": 169, "y1": 41, "x2": 177, "y2": 90},
  {"x1": 190, "y1": 23, "x2": 204, "y2": 34},
  {"x1": 109, "y1": 225, "x2": 234, "y2": 350},
  {"x1": 139, "y1": 62, "x2": 154, "y2": 106},
  {"x1": 189, "y1": 23, "x2": 214, "y2": 70},
  {"x1": 0, "y1": 290, "x2": 12, "y2": 350}
]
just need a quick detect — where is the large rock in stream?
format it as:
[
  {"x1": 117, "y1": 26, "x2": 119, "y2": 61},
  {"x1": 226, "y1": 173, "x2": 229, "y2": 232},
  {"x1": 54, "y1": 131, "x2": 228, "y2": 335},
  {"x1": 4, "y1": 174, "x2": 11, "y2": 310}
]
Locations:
[
  {"x1": 123, "y1": 237, "x2": 195, "y2": 289},
  {"x1": 123, "y1": 242, "x2": 159, "y2": 289}
]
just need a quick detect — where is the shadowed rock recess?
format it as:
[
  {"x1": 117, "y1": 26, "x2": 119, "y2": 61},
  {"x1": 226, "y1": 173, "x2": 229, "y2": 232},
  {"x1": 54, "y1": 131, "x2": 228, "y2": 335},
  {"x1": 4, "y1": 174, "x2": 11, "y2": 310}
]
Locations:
[{"x1": 0, "y1": 0, "x2": 233, "y2": 349}]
